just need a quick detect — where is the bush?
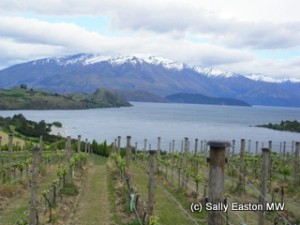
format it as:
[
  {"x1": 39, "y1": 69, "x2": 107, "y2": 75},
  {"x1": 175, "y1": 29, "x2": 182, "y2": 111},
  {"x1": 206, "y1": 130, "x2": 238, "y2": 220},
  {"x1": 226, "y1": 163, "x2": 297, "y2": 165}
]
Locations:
[{"x1": 52, "y1": 121, "x2": 62, "y2": 128}]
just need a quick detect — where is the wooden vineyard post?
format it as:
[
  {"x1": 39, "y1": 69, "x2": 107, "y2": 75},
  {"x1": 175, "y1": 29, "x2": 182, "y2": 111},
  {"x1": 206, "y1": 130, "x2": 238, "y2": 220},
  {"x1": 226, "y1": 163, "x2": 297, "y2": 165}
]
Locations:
[
  {"x1": 248, "y1": 139, "x2": 251, "y2": 153},
  {"x1": 88, "y1": 142, "x2": 91, "y2": 154},
  {"x1": 292, "y1": 141, "x2": 295, "y2": 155},
  {"x1": 8, "y1": 134, "x2": 13, "y2": 181},
  {"x1": 255, "y1": 141, "x2": 259, "y2": 155},
  {"x1": 207, "y1": 140, "x2": 230, "y2": 225},
  {"x1": 0, "y1": 136, "x2": 2, "y2": 152},
  {"x1": 157, "y1": 137, "x2": 161, "y2": 156},
  {"x1": 268, "y1": 141, "x2": 272, "y2": 191},
  {"x1": 117, "y1": 136, "x2": 121, "y2": 154},
  {"x1": 237, "y1": 139, "x2": 245, "y2": 192},
  {"x1": 143, "y1": 139, "x2": 147, "y2": 161},
  {"x1": 181, "y1": 137, "x2": 189, "y2": 189},
  {"x1": 77, "y1": 135, "x2": 81, "y2": 153},
  {"x1": 172, "y1": 140, "x2": 175, "y2": 153},
  {"x1": 147, "y1": 150, "x2": 157, "y2": 225},
  {"x1": 258, "y1": 148, "x2": 270, "y2": 225},
  {"x1": 231, "y1": 139, "x2": 235, "y2": 156},
  {"x1": 237, "y1": 139, "x2": 245, "y2": 193},
  {"x1": 194, "y1": 138, "x2": 199, "y2": 173},
  {"x1": 126, "y1": 136, "x2": 131, "y2": 167},
  {"x1": 194, "y1": 138, "x2": 198, "y2": 155},
  {"x1": 156, "y1": 137, "x2": 161, "y2": 174},
  {"x1": 283, "y1": 141, "x2": 286, "y2": 160},
  {"x1": 84, "y1": 138, "x2": 88, "y2": 154},
  {"x1": 134, "y1": 142, "x2": 138, "y2": 160},
  {"x1": 293, "y1": 142, "x2": 300, "y2": 188},
  {"x1": 29, "y1": 146, "x2": 41, "y2": 225},
  {"x1": 66, "y1": 136, "x2": 73, "y2": 185}
]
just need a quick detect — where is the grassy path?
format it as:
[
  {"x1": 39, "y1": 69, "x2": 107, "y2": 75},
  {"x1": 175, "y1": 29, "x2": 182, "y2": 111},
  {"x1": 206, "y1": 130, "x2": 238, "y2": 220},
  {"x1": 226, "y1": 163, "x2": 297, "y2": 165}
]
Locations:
[{"x1": 75, "y1": 156, "x2": 112, "y2": 225}]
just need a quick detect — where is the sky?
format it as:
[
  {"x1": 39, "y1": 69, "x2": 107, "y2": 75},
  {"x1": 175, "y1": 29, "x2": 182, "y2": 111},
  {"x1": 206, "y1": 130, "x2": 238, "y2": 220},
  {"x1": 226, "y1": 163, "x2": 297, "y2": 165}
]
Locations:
[{"x1": 1, "y1": 0, "x2": 300, "y2": 80}]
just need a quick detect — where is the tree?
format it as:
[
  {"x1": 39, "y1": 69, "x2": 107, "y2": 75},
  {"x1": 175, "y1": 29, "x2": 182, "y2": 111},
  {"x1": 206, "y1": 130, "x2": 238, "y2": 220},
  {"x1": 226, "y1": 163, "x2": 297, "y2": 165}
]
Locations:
[{"x1": 20, "y1": 84, "x2": 27, "y2": 89}]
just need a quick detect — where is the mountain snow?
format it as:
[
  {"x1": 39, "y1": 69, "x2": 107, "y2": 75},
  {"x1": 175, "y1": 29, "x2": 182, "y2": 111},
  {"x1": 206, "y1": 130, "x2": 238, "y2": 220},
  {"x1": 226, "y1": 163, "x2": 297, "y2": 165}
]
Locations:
[
  {"x1": 32, "y1": 53, "x2": 299, "y2": 83},
  {"x1": 193, "y1": 66, "x2": 236, "y2": 78},
  {"x1": 246, "y1": 74, "x2": 300, "y2": 83}
]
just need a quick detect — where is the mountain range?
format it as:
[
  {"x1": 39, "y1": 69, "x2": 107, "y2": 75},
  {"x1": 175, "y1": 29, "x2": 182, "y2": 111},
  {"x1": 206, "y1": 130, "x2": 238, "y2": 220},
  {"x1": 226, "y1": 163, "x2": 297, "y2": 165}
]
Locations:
[{"x1": 0, "y1": 53, "x2": 299, "y2": 107}]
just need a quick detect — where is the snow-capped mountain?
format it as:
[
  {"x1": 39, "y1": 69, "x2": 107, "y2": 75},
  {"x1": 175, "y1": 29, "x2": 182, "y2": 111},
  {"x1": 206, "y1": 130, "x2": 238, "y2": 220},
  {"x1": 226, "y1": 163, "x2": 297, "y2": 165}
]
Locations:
[
  {"x1": 1, "y1": 53, "x2": 300, "y2": 107},
  {"x1": 32, "y1": 54, "x2": 187, "y2": 71},
  {"x1": 31, "y1": 53, "x2": 299, "y2": 83}
]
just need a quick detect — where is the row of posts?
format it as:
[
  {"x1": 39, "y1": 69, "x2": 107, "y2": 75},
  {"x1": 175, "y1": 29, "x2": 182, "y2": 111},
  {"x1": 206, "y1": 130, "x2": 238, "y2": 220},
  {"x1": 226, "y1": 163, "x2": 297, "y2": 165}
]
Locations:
[
  {"x1": 28, "y1": 135, "x2": 92, "y2": 225},
  {"x1": 114, "y1": 135, "x2": 300, "y2": 225},
  {"x1": 6, "y1": 132, "x2": 297, "y2": 225},
  {"x1": 110, "y1": 136, "x2": 298, "y2": 156}
]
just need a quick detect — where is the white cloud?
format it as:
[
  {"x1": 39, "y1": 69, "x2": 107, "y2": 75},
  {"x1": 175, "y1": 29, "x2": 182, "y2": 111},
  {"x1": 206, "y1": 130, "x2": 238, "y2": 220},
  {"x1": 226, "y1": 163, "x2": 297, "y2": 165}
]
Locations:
[
  {"x1": 0, "y1": 1, "x2": 300, "y2": 79},
  {"x1": 0, "y1": 15, "x2": 253, "y2": 66},
  {"x1": 2, "y1": 0, "x2": 300, "y2": 51}
]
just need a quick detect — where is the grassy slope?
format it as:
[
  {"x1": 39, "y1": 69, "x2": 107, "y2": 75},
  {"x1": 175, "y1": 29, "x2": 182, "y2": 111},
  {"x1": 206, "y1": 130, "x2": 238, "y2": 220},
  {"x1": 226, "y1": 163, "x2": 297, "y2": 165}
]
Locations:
[
  {"x1": 0, "y1": 130, "x2": 25, "y2": 146},
  {"x1": 0, "y1": 88, "x2": 131, "y2": 110}
]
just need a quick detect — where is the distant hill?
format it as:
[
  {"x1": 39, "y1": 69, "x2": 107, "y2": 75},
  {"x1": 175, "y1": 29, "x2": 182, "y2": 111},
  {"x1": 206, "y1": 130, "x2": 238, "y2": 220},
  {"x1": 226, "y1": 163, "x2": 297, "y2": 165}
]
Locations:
[
  {"x1": 256, "y1": 120, "x2": 300, "y2": 133},
  {"x1": 0, "y1": 87, "x2": 131, "y2": 110},
  {"x1": 0, "y1": 53, "x2": 300, "y2": 107},
  {"x1": 166, "y1": 93, "x2": 251, "y2": 106},
  {"x1": 114, "y1": 90, "x2": 168, "y2": 103}
]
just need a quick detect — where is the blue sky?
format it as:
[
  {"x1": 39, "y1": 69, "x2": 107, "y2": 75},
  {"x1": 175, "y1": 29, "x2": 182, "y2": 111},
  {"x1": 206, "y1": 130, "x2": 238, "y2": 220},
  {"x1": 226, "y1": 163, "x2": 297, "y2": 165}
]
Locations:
[{"x1": 1, "y1": 0, "x2": 300, "y2": 80}]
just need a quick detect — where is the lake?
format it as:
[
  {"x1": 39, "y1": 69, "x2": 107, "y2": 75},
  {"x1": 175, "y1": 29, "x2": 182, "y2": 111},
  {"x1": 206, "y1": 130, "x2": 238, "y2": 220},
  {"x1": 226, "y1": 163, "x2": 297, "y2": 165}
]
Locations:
[{"x1": 0, "y1": 102, "x2": 300, "y2": 153}]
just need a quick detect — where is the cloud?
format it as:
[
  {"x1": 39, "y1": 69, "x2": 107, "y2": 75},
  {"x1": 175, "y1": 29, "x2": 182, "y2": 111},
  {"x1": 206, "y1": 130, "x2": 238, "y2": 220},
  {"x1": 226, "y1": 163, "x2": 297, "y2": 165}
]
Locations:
[
  {"x1": 1, "y1": 2, "x2": 300, "y2": 79},
  {"x1": 0, "y1": 15, "x2": 253, "y2": 67},
  {"x1": 1, "y1": 0, "x2": 300, "y2": 51},
  {"x1": 219, "y1": 57, "x2": 300, "y2": 79}
]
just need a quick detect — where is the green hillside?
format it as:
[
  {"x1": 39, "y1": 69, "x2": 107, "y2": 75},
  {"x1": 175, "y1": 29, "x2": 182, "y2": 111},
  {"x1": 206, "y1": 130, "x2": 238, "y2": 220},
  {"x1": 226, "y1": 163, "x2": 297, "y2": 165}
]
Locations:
[{"x1": 0, "y1": 87, "x2": 132, "y2": 110}]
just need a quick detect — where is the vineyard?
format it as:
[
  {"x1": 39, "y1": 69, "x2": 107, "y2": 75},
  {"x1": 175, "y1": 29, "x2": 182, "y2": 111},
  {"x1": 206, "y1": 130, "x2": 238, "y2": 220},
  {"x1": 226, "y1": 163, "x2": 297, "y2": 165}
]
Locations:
[{"x1": 0, "y1": 133, "x2": 300, "y2": 225}]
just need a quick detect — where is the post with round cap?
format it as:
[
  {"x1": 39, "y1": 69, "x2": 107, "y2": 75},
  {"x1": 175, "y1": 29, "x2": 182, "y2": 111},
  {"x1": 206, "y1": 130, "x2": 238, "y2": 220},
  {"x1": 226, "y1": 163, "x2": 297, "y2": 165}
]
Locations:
[
  {"x1": 134, "y1": 142, "x2": 138, "y2": 160},
  {"x1": 126, "y1": 136, "x2": 131, "y2": 167},
  {"x1": 117, "y1": 136, "x2": 121, "y2": 154},
  {"x1": 237, "y1": 139, "x2": 245, "y2": 193},
  {"x1": 207, "y1": 140, "x2": 230, "y2": 225},
  {"x1": 143, "y1": 139, "x2": 147, "y2": 161},
  {"x1": 258, "y1": 148, "x2": 270, "y2": 225},
  {"x1": 84, "y1": 138, "x2": 88, "y2": 154},
  {"x1": 182, "y1": 137, "x2": 189, "y2": 189},
  {"x1": 66, "y1": 136, "x2": 73, "y2": 185},
  {"x1": 146, "y1": 150, "x2": 157, "y2": 225},
  {"x1": 77, "y1": 135, "x2": 81, "y2": 153},
  {"x1": 29, "y1": 146, "x2": 41, "y2": 225},
  {"x1": 156, "y1": 137, "x2": 161, "y2": 174}
]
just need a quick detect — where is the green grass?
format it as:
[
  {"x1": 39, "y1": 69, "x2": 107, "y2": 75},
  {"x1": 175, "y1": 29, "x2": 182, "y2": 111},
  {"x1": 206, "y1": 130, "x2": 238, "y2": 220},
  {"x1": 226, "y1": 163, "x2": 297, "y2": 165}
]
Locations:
[
  {"x1": 93, "y1": 155, "x2": 108, "y2": 165},
  {"x1": 0, "y1": 130, "x2": 26, "y2": 147},
  {"x1": 75, "y1": 155, "x2": 112, "y2": 225}
]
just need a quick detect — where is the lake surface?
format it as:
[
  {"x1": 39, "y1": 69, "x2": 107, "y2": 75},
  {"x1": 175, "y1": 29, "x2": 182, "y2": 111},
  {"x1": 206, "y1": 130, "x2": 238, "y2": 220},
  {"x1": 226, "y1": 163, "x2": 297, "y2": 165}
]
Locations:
[{"x1": 0, "y1": 102, "x2": 300, "y2": 153}]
